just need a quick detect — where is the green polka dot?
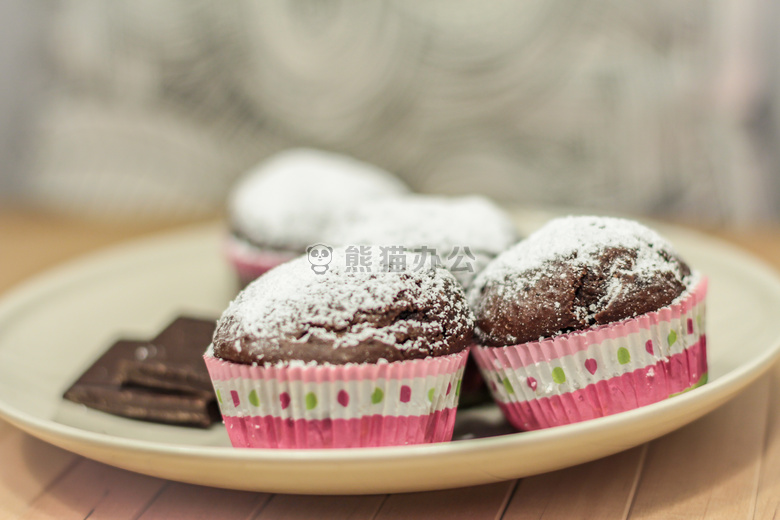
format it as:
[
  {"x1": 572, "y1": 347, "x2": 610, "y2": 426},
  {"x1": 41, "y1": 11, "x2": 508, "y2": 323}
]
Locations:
[
  {"x1": 502, "y1": 378, "x2": 514, "y2": 394},
  {"x1": 248, "y1": 389, "x2": 259, "y2": 407},
  {"x1": 216, "y1": 388, "x2": 223, "y2": 404},
  {"x1": 428, "y1": 388, "x2": 436, "y2": 402},
  {"x1": 371, "y1": 387, "x2": 384, "y2": 404},
  {"x1": 668, "y1": 330, "x2": 678, "y2": 346},
  {"x1": 455, "y1": 379, "x2": 462, "y2": 397},
  {"x1": 617, "y1": 347, "x2": 631, "y2": 365},
  {"x1": 697, "y1": 314, "x2": 703, "y2": 329},
  {"x1": 669, "y1": 372, "x2": 708, "y2": 397},
  {"x1": 305, "y1": 392, "x2": 318, "y2": 410},
  {"x1": 552, "y1": 367, "x2": 566, "y2": 384}
]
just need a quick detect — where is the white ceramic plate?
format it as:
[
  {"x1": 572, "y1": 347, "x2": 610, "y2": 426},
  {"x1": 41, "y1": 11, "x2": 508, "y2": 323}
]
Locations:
[{"x1": 1, "y1": 215, "x2": 779, "y2": 495}]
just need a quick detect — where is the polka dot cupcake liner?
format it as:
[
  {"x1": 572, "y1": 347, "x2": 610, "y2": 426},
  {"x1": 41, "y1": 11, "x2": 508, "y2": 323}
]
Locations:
[
  {"x1": 224, "y1": 234, "x2": 298, "y2": 287},
  {"x1": 472, "y1": 274, "x2": 708, "y2": 431},
  {"x1": 203, "y1": 350, "x2": 468, "y2": 448}
]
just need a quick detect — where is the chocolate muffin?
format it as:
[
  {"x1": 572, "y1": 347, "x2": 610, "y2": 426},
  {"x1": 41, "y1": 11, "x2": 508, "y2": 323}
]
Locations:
[
  {"x1": 468, "y1": 216, "x2": 708, "y2": 431},
  {"x1": 213, "y1": 247, "x2": 473, "y2": 365},
  {"x1": 205, "y1": 247, "x2": 475, "y2": 448},
  {"x1": 226, "y1": 148, "x2": 408, "y2": 285},
  {"x1": 470, "y1": 216, "x2": 692, "y2": 347},
  {"x1": 324, "y1": 195, "x2": 519, "y2": 289}
]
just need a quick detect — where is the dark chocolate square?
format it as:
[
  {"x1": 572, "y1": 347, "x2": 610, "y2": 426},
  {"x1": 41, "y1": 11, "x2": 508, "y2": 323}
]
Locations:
[
  {"x1": 64, "y1": 316, "x2": 220, "y2": 428},
  {"x1": 119, "y1": 316, "x2": 216, "y2": 396}
]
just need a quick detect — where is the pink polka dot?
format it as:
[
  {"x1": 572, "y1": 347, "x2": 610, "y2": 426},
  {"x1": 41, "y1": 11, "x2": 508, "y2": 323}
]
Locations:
[
  {"x1": 337, "y1": 390, "x2": 349, "y2": 407},
  {"x1": 446, "y1": 383, "x2": 452, "y2": 395},
  {"x1": 687, "y1": 319, "x2": 694, "y2": 334},
  {"x1": 279, "y1": 392, "x2": 291, "y2": 409},
  {"x1": 526, "y1": 377, "x2": 537, "y2": 391},
  {"x1": 230, "y1": 390, "x2": 240, "y2": 407},
  {"x1": 400, "y1": 385, "x2": 412, "y2": 403},
  {"x1": 646, "y1": 340, "x2": 654, "y2": 355}
]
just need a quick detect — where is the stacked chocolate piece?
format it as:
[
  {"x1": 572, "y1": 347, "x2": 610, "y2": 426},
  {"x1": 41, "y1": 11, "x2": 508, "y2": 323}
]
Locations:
[{"x1": 64, "y1": 316, "x2": 220, "y2": 428}]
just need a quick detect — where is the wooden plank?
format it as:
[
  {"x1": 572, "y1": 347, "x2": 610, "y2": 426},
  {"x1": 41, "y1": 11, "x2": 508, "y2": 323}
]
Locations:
[
  {"x1": 629, "y1": 376, "x2": 770, "y2": 519},
  {"x1": 711, "y1": 228, "x2": 780, "y2": 271},
  {"x1": 0, "y1": 430, "x2": 77, "y2": 520},
  {"x1": 375, "y1": 481, "x2": 516, "y2": 520},
  {"x1": 503, "y1": 445, "x2": 646, "y2": 520},
  {"x1": 754, "y1": 363, "x2": 780, "y2": 520},
  {"x1": 257, "y1": 494, "x2": 386, "y2": 520},
  {"x1": 18, "y1": 458, "x2": 166, "y2": 520},
  {"x1": 136, "y1": 482, "x2": 270, "y2": 520},
  {"x1": 0, "y1": 210, "x2": 189, "y2": 294},
  {"x1": 0, "y1": 419, "x2": 13, "y2": 441}
]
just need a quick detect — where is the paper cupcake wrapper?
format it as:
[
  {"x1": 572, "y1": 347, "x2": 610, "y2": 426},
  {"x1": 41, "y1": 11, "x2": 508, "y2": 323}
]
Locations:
[
  {"x1": 204, "y1": 350, "x2": 468, "y2": 448},
  {"x1": 472, "y1": 275, "x2": 708, "y2": 431},
  {"x1": 224, "y1": 234, "x2": 297, "y2": 286}
]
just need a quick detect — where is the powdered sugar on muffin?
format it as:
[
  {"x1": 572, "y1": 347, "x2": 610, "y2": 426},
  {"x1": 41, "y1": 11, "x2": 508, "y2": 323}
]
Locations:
[
  {"x1": 469, "y1": 216, "x2": 692, "y2": 346},
  {"x1": 325, "y1": 195, "x2": 519, "y2": 288},
  {"x1": 213, "y1": 247, "x2": 474, "y2": 365},
  {"x1": 229, "y1": 148, "x2": 408, "y2": 251}
]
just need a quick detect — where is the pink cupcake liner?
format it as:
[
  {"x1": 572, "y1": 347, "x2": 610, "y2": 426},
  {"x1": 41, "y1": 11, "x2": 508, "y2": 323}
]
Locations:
[
  {"x1": 472, "y1": 275, "x2": 708, "y2": 431},
  {"x1": 224, "y1": 235, "x2": 297, "y2": 286},
  {"x1": 204, "y1": 350, "x2": 468, "y2": 448}
]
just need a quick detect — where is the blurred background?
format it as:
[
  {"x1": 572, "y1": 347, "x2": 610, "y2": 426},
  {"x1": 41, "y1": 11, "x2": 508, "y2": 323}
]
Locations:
[{"x1": 1, "y1": 0, "x2": 779, "y2": 226}]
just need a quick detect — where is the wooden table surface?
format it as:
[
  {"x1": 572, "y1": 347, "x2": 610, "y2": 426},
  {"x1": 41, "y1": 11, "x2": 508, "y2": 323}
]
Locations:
[{"x1": 1, "y1": 209, "x2": 779, "y2": 520}]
